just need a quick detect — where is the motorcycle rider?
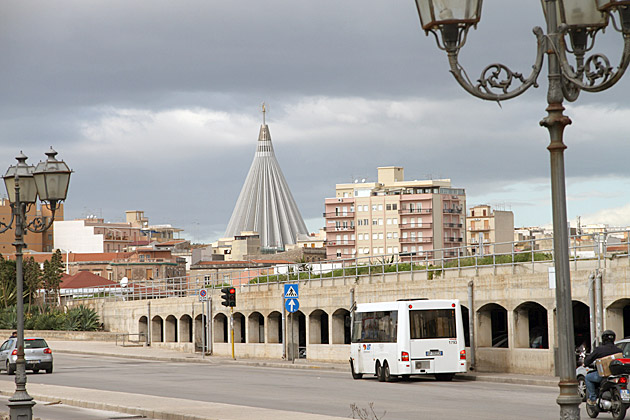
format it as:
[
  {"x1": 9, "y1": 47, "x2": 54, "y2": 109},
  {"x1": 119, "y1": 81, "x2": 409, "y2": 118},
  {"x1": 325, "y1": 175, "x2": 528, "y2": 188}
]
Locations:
[{"x1": 584, "y1": 330, "x2": 620, "y2": 405}]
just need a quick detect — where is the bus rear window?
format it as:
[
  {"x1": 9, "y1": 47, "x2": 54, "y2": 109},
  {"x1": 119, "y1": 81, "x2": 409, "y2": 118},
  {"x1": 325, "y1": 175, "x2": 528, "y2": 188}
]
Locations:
[
  {"x1": 410, "y1": 309, "x2": 456, "y2": 339},
  {"x1": 352, "y1": 311, "x2": 398, "y2": 343}
]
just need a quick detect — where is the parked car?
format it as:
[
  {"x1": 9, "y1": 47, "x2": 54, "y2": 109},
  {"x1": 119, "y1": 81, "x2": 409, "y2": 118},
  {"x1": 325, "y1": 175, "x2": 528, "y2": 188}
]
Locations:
[{"x1": 0, "y1": 337, "x2": 53, "y2": 374}]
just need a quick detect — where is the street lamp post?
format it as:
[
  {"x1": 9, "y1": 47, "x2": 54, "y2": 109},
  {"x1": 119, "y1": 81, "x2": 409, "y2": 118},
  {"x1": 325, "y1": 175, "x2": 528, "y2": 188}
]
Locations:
[
  {"x1": 1, "y1": 148, "x2": 71, "y2": 420},
  {"x1": 412, "y1": 1, "x2": 630, "y2": 419}
]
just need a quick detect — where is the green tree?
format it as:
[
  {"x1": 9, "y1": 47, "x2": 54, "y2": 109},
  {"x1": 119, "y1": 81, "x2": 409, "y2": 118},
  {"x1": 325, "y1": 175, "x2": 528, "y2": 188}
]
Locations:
[
  {"x1": 0, "y1": 255, "x2": 17, "y2": 308},
  {"x1": 23, "y1": 256, "x2": 42, "y2": 312},
  {"x1": 42, "y1": 250, "x2": 64, "y2": 306}
]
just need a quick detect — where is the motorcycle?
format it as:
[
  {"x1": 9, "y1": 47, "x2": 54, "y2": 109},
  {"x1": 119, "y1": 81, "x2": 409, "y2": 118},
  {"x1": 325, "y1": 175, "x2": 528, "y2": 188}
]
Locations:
[{"x1": 586, "y1": 360, "x2": 630, "y2": 420}]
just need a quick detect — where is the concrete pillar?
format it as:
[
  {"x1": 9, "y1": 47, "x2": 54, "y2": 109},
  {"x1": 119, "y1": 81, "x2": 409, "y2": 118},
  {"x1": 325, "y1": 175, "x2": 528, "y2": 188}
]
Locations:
[
  {"x1": 477, "y1": 309, "x2": 492, "y2": 347},
  {"x1": 513, "y1": 307, "x2": 530, "y2": 348}
]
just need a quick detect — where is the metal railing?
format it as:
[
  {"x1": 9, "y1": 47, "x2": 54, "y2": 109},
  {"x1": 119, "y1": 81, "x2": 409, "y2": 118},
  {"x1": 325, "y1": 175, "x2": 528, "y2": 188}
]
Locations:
[{"x1": 64, "y1": 230, "x2": 630, "y2": 302}]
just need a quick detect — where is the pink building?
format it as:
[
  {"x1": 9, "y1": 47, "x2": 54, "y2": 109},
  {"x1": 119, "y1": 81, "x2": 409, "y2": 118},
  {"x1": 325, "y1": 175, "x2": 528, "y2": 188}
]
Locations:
[{"x1": 323, "y1": 167, "x2": 466, "y2": 261}]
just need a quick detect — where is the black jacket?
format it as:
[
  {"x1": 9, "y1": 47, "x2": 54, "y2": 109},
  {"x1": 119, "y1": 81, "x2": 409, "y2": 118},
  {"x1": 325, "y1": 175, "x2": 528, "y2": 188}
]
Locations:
[{"x1": 584, "y1": 342, "x2": 621, "y2": 368}]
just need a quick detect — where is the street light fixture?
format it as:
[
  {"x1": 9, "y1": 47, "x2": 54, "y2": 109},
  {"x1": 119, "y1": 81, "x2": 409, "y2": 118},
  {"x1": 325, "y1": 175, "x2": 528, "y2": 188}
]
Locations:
[
  {"x1": 412, "y1": 0, "x2": 630, "y2": 419},
  {"x1": 1, "y1": 147, "x2": 71, "y2": 420}
]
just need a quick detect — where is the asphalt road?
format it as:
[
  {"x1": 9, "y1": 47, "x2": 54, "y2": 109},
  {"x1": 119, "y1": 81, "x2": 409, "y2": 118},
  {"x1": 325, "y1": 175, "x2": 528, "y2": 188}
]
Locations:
[{"x1": 0, "y1": 354, "x2": 590, "y2": 420}]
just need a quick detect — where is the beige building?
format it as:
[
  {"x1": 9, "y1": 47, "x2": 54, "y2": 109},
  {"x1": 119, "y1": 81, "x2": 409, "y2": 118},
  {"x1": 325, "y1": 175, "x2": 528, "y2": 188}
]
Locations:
[
  {"x1": 324, "y1": 167, "x2": 466, "y2": 260},
  {"x1": 466, "y1": 205, "x2": 514, "y2": 255}
]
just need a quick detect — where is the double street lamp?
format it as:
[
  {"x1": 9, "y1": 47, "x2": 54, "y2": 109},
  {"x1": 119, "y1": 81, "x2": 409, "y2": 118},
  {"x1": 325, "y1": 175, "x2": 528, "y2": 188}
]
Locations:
[
  {"x1": 0, "y1": 148, "x2": 71, "y2": 420},
  {"x1": 412, "y1": 0, "x2": 630, "y2": 418}
]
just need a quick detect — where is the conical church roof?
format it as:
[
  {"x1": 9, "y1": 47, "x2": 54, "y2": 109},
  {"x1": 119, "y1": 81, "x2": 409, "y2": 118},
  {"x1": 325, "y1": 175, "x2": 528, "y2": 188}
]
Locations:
[{"x1": 224, "y1": 117, "x2": 308, "y2": 250}]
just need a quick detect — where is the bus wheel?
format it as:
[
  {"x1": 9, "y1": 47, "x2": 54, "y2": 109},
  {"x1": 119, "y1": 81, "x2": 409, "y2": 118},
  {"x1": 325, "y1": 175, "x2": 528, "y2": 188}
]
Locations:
[
  {"x1": 350, "y1": 360, "x2": 363, "y2": 380},
  {"x1": 376, "y1": 362, "x2": 385, "y2": 382},
  {"x1": 383, "y1": 362, "x2": 394, "y2": 382},
  {"x1": 435, "y1": 373, "x2": 455, "y2": 381}
]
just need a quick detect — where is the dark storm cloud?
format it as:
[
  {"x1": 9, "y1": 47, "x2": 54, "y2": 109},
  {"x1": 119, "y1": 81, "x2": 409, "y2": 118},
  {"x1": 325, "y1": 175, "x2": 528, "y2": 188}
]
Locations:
[{"x1": 0, "y1": 1, "x2": 629, "y2": 241}]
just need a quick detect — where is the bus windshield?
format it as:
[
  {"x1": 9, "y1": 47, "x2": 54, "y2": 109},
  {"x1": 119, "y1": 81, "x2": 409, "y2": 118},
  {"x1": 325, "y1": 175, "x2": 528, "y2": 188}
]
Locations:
[
  {"x1": 351, "y1": 311, "x2": 398, "y2": 343},
  {"x1": 409, "y1": 309, "x2": 456, "y2": 339}
]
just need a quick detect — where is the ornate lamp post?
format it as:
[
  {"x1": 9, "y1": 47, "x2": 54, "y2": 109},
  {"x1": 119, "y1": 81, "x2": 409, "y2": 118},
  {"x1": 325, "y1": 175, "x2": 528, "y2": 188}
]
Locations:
[
  {"x1": 1, "y1": 148, "x2": 71, "y2": 420},
  {"x1": 412, "y1": 0, "x2": 630, "y2": 418}
]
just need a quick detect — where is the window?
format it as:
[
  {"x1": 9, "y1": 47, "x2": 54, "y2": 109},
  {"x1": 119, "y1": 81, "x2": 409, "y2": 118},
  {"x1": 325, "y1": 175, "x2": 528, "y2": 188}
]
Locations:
[
  {"x1": 403, "y1": 246, "x2": 408, "y2": 252},
  {"x1": 387, "y1": 218, "x2": 392, "y2": 225},
  {"x1": 379, "y1": 219, "x2": 383, "y2": 225},
  {"x1": 351, "y1": 311, "x2": 398, "y2": 343},
  {"x1": 337, "y1": 250, "x2": 342, "y2": 258},
  {"x1": 378, "y1": 204, "x2": 383, "y2": 211},
  {"x1": 373, "y1": 233, "x2": 378, "y2": 240},
  {"x1": 379, "y1": 247, "x2": 384, "y2": 254},
  {"x1": 372, "y1": 205, "x2": 377, "y2": 211},
  {"x1": 394, "y1": 232, "x2": 398, "y2": 239},
  {"x1": 393, "y1": 218, "x2": 398, "y2": 225},
  {"x1": 386, "y1": 204, "x2": 392, "y2": 210},
  {"x1": 387, "y1": 247, "x2": 393, "y2": 254},
  {"x1": 204, "y1": 275, "x2": 211, "y2": 282},
  {"x1": 394, "y1": 247, "x2": 399, "y2": 253},
  {"x1": 364, "y1": 219, "x2": 369, "y2": 225},
  {"x1": 373, "y1": 219, "x2": 378, "y2": 225},
  {"x1": 358, "y1": 233, "x2": 363, "y2": 241},
  {"x1": 393, "y1": 203, "x2": 398, "y2": 210},
  {"x1": 373, "y1": 247, "x2": 378, "y2": 254},
  {"x1": 358, "y1": 220, "x2": 363, "y2": 226},
  {"x1": 378, "y1": 233, "x2": 383, "y2": 240},
  {"x1": 387, "y1": 232, "x2": 392, "y2": 239},
  {"x1": 364, "y1": 248, "x2": 370, "y2": 254},
  {"x1": 409, "y1": 309, "x2": 456, "y2": 339}
]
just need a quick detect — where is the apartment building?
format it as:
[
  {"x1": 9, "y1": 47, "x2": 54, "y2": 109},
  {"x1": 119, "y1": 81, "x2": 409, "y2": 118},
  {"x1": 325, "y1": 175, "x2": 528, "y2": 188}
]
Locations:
[
  {"x1": 54, "y1": 216, "x2": 145, "y2": 253},
  {"x1": 323, "y1": 167, "x2": 466, "y2": 260},
  {"x1": 466, "y1": 205, "x2": 514, "y2": 255},
  {"x1": 0, "y1": 198, "x2": 63, "y2": 254}
]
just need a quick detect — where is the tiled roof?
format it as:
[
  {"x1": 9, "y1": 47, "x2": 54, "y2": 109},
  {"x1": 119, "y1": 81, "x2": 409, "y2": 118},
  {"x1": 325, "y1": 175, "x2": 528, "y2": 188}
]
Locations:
[{"x1": 60, "y1": 271, "x2": 117, "y2": 289}]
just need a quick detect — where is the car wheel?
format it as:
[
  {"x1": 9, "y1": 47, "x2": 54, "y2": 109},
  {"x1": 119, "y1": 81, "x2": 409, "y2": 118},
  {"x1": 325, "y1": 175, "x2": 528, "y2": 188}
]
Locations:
[
  {"x1": 350, "y1": 360, "x2": 363, "y2": 380},
  {"x1": 383, "y1": 362, "x2": 394, "y2": 382},
  {"x1": 577, "y1": 375, "x2": 587, "y2": 402},
  {"x1": 7, "y1": 362, "x2": 15, "y2": 375},
  {"x1": 376, "y1": 362, "x2": 385, "y2": 382},
  {"x1": 45, "y1": 364, "x2": 53, "y2": 374}
]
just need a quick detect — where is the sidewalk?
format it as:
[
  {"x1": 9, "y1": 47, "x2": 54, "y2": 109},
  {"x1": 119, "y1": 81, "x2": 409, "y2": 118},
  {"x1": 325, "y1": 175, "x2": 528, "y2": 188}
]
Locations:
[{"x1": 0, "y1": 340, "x2": 559, "y2": 420}]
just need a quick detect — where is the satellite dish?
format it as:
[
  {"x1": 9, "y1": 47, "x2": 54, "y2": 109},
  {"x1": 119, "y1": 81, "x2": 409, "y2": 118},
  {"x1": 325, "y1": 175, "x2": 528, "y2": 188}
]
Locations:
[
  {"x1": 120, "y1": 277, "x2": 129, "y2": 287},
  {"x1": 361, "y1": 178, "x2": 366, "y2": 183}
]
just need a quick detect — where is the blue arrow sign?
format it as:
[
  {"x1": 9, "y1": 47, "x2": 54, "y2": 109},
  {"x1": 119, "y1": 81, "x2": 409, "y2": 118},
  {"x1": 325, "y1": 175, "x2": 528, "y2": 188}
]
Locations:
[
  {"x1": 285, "y1": 298, "x2": 299, "y2": 313},
  {"x1": 284, "y1": 284, "x2": 299, "y2": 299}
]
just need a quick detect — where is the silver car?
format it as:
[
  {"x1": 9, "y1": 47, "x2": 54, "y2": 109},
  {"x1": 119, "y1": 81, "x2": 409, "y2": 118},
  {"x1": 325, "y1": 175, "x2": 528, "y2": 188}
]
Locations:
[{"x1": 0, "y1": 337, "x2": 53, "y2": 374}]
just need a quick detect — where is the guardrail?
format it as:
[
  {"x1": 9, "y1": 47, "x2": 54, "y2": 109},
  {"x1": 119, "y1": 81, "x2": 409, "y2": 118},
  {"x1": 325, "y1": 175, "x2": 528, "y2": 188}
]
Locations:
[{"x1": 63, "y1": 230, "x2": 630, "y2": 302}]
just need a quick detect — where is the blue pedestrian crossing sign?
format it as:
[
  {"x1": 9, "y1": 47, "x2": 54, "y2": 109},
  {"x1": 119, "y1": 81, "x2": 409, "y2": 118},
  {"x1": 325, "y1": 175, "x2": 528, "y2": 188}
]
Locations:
[
  {"x1": 285, "y1": 298, "x2": 299, "y2": 313},
  {"x1": 284, "y1": 284, "x2": 299, "y2": 299}
]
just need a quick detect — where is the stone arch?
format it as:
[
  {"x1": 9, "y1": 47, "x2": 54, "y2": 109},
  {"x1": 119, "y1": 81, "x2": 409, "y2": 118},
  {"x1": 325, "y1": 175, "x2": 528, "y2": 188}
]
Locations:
[
  {"x1": 248, "y1": 312, "x2": 265, "y2": 343},
  {"x1": 331, "y1": 308, "x2": 351, "y2": 344},
  {"x1": 179, "y1": 314, "x2": 192, "y2": 343},
  {"x1": 477, "y1": 303, "x2": 508, "y2": 348},
  {"x1": 267, "y1": 311, "x2": 283, "y2": 344},
  {"x1": 513, "y1": 301, "x2": 548, "y2": 349},
  {"x1": 165, "y1": 315, "x2": 178, "y2": 342},
  {"x1": 287, "y1": 310, "x2": 306, "y2": 359},
  {"x1": 139, "y1": 316, "x2": 148, "y2": 343},
  {"x1": 606, "y1": 298, "x2": 630, "y2": 343},
  {"x1": 574, "y1": 300, "x2": 592, "y2": 351},
  {"x1": 233, "y1": 312, "x2": 245, "y2": 343},
  {"x1": 309, "y1": 309, "x2": 329, "y2": 344},
  {"x1": 151, "y1": 315, "x2": 163, "y2": 343},
  {"x1": 214, "y1": 313, "x2": 228, "y2": 343}
]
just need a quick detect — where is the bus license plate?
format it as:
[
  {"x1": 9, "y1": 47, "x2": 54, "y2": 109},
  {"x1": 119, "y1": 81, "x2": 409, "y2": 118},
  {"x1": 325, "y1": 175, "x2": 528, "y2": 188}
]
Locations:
[
  {"x1": 426, "y1": 350, "x2": 443, "y2": 356},
  {"x1": 621, "y1": 389, "x2": 630, "y2": 402}
]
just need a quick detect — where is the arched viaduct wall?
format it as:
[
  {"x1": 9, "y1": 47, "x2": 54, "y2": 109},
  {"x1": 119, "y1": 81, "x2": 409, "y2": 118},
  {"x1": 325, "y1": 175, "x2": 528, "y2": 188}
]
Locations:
[{"x1": 79, "y1": 258, "x2": 630, "y2": 375}]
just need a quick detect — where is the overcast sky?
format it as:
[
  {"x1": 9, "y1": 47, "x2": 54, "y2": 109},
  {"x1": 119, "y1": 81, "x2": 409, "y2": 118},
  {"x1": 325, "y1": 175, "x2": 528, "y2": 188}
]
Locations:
[{"x1": 1, "y1": 1, "x2": 629, "y2": 243}]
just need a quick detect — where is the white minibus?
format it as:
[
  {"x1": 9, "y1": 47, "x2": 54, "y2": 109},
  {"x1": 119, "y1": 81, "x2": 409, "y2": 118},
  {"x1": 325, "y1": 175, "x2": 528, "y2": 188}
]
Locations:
[{"x1": 349, "y1": 298, "x2": 467, "y2": 381}]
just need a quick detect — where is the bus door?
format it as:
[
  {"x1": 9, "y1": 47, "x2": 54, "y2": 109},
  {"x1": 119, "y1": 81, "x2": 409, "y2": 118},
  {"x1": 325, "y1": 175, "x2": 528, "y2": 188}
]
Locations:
[{"x1": 409, "y1": 308, "x2": 459, "y2": 373}]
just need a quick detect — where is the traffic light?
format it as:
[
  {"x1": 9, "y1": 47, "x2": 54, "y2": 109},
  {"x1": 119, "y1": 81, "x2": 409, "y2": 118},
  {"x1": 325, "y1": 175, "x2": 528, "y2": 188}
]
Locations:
[{"x1": 221, "y1": 286, "x2": 236, "y2": 307}]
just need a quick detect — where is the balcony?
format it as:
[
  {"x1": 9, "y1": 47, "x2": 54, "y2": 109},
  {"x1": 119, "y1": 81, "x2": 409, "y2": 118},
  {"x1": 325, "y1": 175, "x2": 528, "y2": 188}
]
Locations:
[
  {"x1": 444, "y1": 237, "x2": 464, "y2": 243},
  {"x1": 323, "y1": 211, "x2": 355, "y2": 218},
  {"x1": 399, "y1": 222, "x2": 433, "y2": 229},
  {"x1": 468, "y1": 226, "x2": 490, "y2": 232},
  {"x1": 399, "y1": 237, "x2": 433, "y2": 244},
  {"x1": 324, "y1": 240, "x2": 356, "y2": 246},
  {"x1": 443, "y1": 208, "x2": 462, "y2": 214},
  {"x1": 323, "y1": 226, "x2": 355, "y2": 232},
  {"x1": 398, "y1": 208, "x2": 432, "y2": 215},
  {"x1": 444, "y1": 223, "x2": 463, "y2": 228}
]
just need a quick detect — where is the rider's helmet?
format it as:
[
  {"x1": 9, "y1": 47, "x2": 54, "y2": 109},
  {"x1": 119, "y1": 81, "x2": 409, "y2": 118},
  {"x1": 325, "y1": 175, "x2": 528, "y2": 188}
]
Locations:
[{"x1": 602, "y1": 329, "x2": 616, "y2": 344}]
